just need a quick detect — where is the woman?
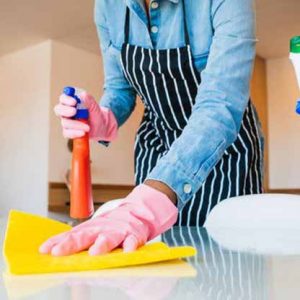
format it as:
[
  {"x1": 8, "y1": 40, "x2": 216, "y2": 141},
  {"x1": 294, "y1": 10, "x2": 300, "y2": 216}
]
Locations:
[{"x1": 39, "y1": 0, "x2": 262, "y2": 256}]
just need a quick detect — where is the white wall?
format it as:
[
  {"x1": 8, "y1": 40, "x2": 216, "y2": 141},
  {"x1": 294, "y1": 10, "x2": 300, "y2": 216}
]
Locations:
[
  {"x1": 267, "y1": 56, "x2": 300, "y2": 188},
  {"x1": 0, "y1": 39, "x2": 143, "y2": 217},
  {"x1": 0, "y1": 41, "x2": 51, "y2": 216},
  {"x1": 49, "y1": 41, "x2": 143, "y2": 185}
]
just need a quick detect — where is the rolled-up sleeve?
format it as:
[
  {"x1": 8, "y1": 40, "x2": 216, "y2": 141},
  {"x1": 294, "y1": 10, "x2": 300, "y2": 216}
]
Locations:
[
  {"x1": 147, "y1": 0, "x2": 257, "y2": 210},
  {"x1": 95, "y1": 0, "x2": 136, "y2": 126}
]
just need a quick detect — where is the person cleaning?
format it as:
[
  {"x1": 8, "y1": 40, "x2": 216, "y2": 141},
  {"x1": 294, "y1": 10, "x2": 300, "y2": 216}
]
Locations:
[{"x1": 39, "y1": 0, "x2": 263, "y2": 256}]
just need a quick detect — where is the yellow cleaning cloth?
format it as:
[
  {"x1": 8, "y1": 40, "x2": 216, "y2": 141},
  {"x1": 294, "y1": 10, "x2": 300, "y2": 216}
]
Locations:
[{"x1": 3, "y1": 210, "x2": 196, "y2": 275}]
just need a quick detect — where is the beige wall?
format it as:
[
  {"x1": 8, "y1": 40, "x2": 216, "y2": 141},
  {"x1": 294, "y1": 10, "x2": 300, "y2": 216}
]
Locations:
[
  {"x1": 251, "y1": 56, "x2": 269, "y2": 189},
  {"x1": 267, "y1": 56, "x2": 300, "y2": 189},
  {"x1": 49, "y1": 41, "x2": 144, "y2": 185},
  {"x1": 0, "y1": 41, "x2": 51, "y2": 216},
  {"x1": 0, "y1": 39, "x2": 143, "y2": 216},
  {"x1": 251, "y1": 57, "x2": 268, "y2": 141}
]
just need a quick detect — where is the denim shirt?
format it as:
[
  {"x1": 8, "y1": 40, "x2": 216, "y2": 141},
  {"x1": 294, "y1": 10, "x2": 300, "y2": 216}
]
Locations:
[{"x1": 94, "y1": 0, "x2": 257, "y2": 210}]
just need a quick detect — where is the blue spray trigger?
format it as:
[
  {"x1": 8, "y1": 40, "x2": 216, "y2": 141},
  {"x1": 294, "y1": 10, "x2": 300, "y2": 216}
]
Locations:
[
  {"x1": 296, "y1": 100, "x2": 300, "y2": 115},
  {"x1": 63, "y1": 86, "x2": 75, "y2": 96},
  {"x1": 64, "y1": 86, "x2": 81, "y2": 104},
  {"x1": 63, "y1": 86, "x2": 89, "y2": 120}
]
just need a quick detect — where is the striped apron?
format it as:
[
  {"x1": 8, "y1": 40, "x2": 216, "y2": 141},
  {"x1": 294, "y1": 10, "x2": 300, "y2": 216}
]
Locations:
[{"x1": 120, "y1": 1, "x2": 263, "y2": 226}]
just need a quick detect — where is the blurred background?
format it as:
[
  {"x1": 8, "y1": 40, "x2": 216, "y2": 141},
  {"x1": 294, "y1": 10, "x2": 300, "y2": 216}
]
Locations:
[{"x1": 0, "y1": 0, "x2": 299, "y2": 217}]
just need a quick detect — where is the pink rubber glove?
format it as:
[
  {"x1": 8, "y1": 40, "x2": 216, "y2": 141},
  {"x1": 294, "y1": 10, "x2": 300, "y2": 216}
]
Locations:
[
  {"x1": 54, "y1": 91, "x2": 118, "y2": 141},
  {"x1": 39, "y1": 184, "x2": 178, "y2": 256}
]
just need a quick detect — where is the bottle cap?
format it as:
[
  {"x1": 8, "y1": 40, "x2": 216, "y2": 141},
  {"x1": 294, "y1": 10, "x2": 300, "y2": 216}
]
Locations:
[{"x1": 290, "y1": 36, "x2": 300, "y2": 54}]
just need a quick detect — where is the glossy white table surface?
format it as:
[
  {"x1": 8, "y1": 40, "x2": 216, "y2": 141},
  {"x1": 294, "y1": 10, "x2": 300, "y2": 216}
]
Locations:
[{"x1": 1, "y1": 217, "x2": 300, "y2": 300}]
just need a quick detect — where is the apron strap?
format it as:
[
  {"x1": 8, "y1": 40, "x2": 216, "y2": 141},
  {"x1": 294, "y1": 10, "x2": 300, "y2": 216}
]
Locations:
[
  {"x1": 182, "y1": 0, "x2": 190, "y2": 45},
  {"x1": 124, "y1": 7, "x2": 130, "y2": 44},
  {"x1": 124, "y1": 0, "x2": 190, "y2": 46}
]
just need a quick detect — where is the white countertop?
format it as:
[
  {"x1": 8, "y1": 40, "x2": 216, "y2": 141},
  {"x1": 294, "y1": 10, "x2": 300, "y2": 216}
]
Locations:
[{"x1": 1, "y1": 217, "x2": 300, "y2": 300}]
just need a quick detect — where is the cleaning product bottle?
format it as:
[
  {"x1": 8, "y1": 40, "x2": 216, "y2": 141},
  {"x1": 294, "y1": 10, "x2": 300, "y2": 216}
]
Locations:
[
  {"x1": 63, "y1": 86, "x2": 94, "y2": 220},
  {"x1": 290, "y1": 36, "x2": 300, "y2": 113}
]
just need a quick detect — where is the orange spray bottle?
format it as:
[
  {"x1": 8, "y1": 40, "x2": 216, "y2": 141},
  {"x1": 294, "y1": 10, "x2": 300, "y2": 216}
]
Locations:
[{"x1": 64, "y1": 86, "x2": 94, "y2": 220}]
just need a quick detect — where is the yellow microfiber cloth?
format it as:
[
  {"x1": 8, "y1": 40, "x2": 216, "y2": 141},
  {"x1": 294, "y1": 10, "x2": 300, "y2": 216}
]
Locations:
[{"x1": 3, "y1": 210, "x2": 196, "y2": 275}]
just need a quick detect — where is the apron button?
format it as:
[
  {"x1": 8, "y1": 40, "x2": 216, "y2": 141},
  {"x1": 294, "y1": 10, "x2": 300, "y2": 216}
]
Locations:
[
  {"x1": 183, "y1": 184, "x2": 192, "y2": 194},
  {"x1": 151, "y1": 26, "x2": 158, "y2": 34},
  {"x1": 151, "y1": 2, "x2": 159, "y2": 9}
]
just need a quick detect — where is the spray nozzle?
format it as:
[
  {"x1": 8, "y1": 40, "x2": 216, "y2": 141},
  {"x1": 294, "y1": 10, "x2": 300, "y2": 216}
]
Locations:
[
  {"x1": 296, "y1": 100, "x2": 300, "y2": 115},
  {"x1": 63, "y1": 86, "x2": 81, "y2": 104},
  {"x1": 63, "y1": 86, "x2": 89, "y2": 120}
]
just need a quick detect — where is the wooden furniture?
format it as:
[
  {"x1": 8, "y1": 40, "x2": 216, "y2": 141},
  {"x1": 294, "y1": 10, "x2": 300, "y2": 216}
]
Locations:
[{"x1": 48, "y1": 182, "x2": 134, "y2": 213}]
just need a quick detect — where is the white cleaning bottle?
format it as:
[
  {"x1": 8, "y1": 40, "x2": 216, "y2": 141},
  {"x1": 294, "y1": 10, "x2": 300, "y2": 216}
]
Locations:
[{"x1": 290, "y1": 36, "x2": 300, "y2": 113}]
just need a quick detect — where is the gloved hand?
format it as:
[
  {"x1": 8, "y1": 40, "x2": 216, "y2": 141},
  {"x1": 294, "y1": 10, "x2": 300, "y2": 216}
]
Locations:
[
  {"x1": 54, "y1": 91, "x2": 118, "y2": 141},
  {"x1": 39, "y1": 184, "x2": 178, "y2": 256}
]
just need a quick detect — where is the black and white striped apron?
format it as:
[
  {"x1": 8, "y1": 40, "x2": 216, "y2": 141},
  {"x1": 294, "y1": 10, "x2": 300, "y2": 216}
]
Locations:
[{"x1": 120, "y1": 1, "x2": 263, "y2": 226}]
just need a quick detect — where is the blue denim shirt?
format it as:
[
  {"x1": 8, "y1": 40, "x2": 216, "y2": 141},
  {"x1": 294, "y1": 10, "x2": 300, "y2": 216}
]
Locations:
[{"x1": 94, "y1": 0, "x2": 257, "y2": 210}]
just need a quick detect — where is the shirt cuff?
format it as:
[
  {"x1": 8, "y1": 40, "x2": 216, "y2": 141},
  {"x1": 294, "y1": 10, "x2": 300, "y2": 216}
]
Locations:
[{"x1": 146, "y1": 161, "x2": 205, "y2": 211}]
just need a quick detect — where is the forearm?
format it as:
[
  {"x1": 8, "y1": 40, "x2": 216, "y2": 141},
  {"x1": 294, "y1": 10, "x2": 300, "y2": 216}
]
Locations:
[
  {"x1": 100, "y1": 88, "x2": 136, "y2": 127},
  {"x1": 144, "y1": 179, "x2": 177, "y2": 205}
]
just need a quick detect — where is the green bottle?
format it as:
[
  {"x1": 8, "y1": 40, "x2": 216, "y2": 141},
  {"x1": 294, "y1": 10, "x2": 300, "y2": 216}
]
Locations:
[{"x1": 290, "y1": 36, "x2": 300, "y2": 91}]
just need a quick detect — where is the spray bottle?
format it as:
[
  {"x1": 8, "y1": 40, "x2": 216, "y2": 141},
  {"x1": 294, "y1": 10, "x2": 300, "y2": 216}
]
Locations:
[
  {"x1": 290, "y1": 36, "x2": 300, "y2": 113},
  {"x1": 63, "y1": 86, "x2": 94, "y2": 220}
]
